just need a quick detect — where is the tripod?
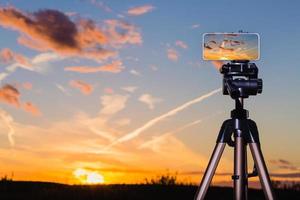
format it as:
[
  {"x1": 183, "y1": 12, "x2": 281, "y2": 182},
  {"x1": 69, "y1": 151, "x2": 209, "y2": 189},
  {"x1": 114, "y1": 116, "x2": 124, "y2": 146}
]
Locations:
[{"x1": 195, "y1": 61, "x2": 276, "y2": 200}]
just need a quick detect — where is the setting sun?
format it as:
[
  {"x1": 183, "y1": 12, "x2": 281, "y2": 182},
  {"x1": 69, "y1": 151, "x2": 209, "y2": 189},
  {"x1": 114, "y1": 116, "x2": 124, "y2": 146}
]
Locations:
[{"x1": 73, "y1": 168, "x2": 105, "y2": 184}]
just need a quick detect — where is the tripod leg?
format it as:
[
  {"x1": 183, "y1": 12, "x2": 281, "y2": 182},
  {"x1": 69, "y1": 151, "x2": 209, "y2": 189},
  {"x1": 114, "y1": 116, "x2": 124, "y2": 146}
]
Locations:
[
  {"x1": 234, "y1": 136, "x2": 247, "y2": 200},
  {"x1": 249, "y1": 143, "x2": 276, "y2": 200},
  {"x1": 195, "y1": 143, "x2": 226, "y2": 200},
  {"x1": 244, "y1": 146, "x2": 248, "y2": 200}
]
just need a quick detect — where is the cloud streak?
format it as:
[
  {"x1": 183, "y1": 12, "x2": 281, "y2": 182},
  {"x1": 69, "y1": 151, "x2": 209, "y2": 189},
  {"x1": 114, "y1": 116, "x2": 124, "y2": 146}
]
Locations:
[
  {"x1": 99, "y1": 94, "x2": 128, "y2": 116},
  {"x1": 0, "y1": 109, "x2": 15, "y2": 146},
  {"x1": 69, "y1": 80, "x2": 94, "y2": 95},
  {"x1": 23, "y1": 102, "x2": 42, "y2": 116},
  {"x1": 0, "y1": 48, "x2": 30, "y2": 66},
  {"x1": 104, "y1": 19, "x2": 142, "y2": 47},
  {"x1": 175, "y1": 40, "x2": 188, "y2": 49},
  {"x1": 167, "y1": 48, "x2": 179, "y2": 62},
  {"x1": 108, "y1": 88, "x2": 221, "y2": 147},
  {"x1": 270, "y1": 159, "x2": 299, "y2": 171},
  {"x1": 139, "y1": 94, "x2": 162, "y2": 110},
  {"x1": 139, "y1": 119, "x2": 203, "y2": 151},
  {"x1": 121, "y1": 86, "x2": 138, "y2": 93},
  {"x1": 64, "y1": 60, "x2": 124, "y2": 73},
  {"x1": 127, "y1": 5, "x2": 154, "y2": 16}
]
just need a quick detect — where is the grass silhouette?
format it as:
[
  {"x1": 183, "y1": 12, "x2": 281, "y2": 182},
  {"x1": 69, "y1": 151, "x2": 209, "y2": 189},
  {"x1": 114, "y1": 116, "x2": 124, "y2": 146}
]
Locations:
[{"x1": 0, "y1": 175, "x2": 299, "y2": 199}]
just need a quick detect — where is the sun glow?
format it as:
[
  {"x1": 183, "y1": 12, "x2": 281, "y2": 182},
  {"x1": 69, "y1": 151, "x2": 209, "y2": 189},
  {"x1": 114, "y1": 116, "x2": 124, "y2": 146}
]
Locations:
[{"x1": 73, "y1": 168, "x2": 105, "y2": 184}]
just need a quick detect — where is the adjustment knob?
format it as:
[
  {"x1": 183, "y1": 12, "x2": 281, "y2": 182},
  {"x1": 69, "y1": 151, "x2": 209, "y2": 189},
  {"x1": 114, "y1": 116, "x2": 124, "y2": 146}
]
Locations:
[{"x1": 257, "y1": 79, "x2": 263, "y2": 94}]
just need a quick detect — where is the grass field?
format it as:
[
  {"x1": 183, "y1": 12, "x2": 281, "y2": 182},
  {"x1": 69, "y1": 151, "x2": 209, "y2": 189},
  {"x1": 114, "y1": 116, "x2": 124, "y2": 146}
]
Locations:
[{"x1": 0, "y1": 181, "x2": 299, "y2": 200}]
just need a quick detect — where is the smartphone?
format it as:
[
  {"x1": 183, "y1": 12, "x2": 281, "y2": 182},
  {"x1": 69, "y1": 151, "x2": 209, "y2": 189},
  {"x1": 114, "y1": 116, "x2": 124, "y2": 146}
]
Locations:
[{"x1": 203, "y1": 33, "x2": 260, "y2": 61}]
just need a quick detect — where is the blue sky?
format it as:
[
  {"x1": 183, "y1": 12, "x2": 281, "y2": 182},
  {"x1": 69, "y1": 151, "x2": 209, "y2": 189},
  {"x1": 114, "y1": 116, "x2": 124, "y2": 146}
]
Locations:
[{"x1": 0, "y1": 0, "x2": 299, "y2": 184}]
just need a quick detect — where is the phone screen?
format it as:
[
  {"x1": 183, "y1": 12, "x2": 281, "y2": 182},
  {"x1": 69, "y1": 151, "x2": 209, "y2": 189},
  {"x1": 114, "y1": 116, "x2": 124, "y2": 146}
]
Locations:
[{"x1": 203, "y1": 33, "x2": 260, "y2": 61}]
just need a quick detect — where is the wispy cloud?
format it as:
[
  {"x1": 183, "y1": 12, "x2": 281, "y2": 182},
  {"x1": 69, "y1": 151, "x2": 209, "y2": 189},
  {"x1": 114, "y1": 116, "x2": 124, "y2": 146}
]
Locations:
[
  {"x1": 270, "y1": 159, "x2": 299, "y2": 171},
  {"x1": 0, "y1": 52, "x2": 63, "y2": 83},
  {"x1": 23, "y1": 102, "x2": 42, "y2": 116},
  {"x1": 0, "y1": 84, "x2": 20, "y2": 107},
  {"x1": 114, "y1": 118, "x2": 131, "y2": 126},
  {"x1": 130, "y1": 69, "x2": 141, "y2": 76},
  {"x1": 191, "y1": 24, "x2": 200, "y2": 29},
  {"x1": 139, "y1": 94, "x2": 163, "y2": 110},
  {"x1": 89, "y1": 0, "x2": 112, "y2": 12},
  {"x1": 167, "y1": 48, "x2": 179, "y2": 62},
  {"x1": 0, "y1": 109, "x2": 15, "y2": 146},
  {"x1": 0, "y1": 48, "x2": 30, "y2": 66},
  {"x1": 139, "y1": 119, "x2": 203, "y2": 151},
  {"x1": 104, "y1": 19, "x2": 142, "y2": 47},
  {"x1": 0, "y1": 48, "x2": 32, "y2": 80},
  {"x1": 175, "y1": 40, "x2": 188, "y2": 49},
  {"x1": 107, "y1": 88, "x2": 221, "y2": 146},
  {"x1": 55, "y1": 83, "x2": 71, "y2": 96},
  {"x1": 121, "y1": 86, "x2": 138, "y2": 93},
  {"x1": 69, "y1": 80, "x2": 94, "y2": 95},
  {"x1": 89, "y1": 127, "x2": 116, "y2": 142},
  {"x1": 127, "y1": 5, "x2": 155, "y2": 16},
  {"x1": 139, "y1": 112, "x2": 222, "y2": 151},
  {"x1": 65, "y1": 60, "x2": 124, "y2": 73},
  {"x1": 0, "y1": 84, "x2": 42, "y2": 116},
  {"x1": 99, "y1": 94, "x2": 128, "y2": 116}
]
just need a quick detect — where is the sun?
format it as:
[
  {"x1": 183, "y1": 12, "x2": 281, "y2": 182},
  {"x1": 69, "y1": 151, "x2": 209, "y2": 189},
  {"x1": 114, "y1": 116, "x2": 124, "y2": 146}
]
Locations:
[{"x1": 73, "y1": 168, "x2": 105, "y2": 184}]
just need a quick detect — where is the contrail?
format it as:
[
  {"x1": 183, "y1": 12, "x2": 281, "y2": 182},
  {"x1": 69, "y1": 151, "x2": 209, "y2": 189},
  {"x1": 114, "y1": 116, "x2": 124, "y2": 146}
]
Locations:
[
  {"x1": 138, "y1": 118, "x2": 203, "y2": 150},
  {"x1": 138, "y1": 111, "x2": 223, "y2": 150},
  {"x1": 0, "y1": 109, "x2": 15, "y2": 146},
  {"x1": 107, "y1": 88, "x2": 221, "y2": 147}
]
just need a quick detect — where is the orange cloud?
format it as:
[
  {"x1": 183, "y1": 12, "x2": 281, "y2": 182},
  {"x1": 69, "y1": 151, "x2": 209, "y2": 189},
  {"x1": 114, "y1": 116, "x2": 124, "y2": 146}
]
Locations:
[
  {"x1": 104, "y1": 20, "x2": 142, "y2": 47},
  {"x1": 0, "y1": 7, "x2": 119, "y2": 62},
  {"x1": 0, "y1": 48, "x2": 14, "y2": 63},
  {"x1": 0, "y1": 8, "x2": 79, "y2": 52},
  {"x1": 65, "y1": 60, "x2": 124, "y2": 73},
  {"x1": 0, "y1": 84, "x2": 20, "y2": 107},
  {"x1": 0, "y1": 48, "x2": 30, "y2": 66},
  {"x1": 69, "y1": 80, "x2": 94, "y2": 95},
  {"x1": 0, "y1": 84, "x2": 42, "y2": 116},
  {"x1": 23, "y1": 102, "x2": 42, "y2": 116},
  {"x1": 167, "y1": 48, "x2": 179, "y2": 62},
  {"x1": 127, "y1": 5, "x2": 154, "y2": 16}
]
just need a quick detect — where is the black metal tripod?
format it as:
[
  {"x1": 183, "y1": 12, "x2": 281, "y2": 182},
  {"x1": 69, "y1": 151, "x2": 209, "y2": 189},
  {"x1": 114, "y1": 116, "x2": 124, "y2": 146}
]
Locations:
[{"x1": 195, "y1": 61, "x2": 276, "y2": 200}]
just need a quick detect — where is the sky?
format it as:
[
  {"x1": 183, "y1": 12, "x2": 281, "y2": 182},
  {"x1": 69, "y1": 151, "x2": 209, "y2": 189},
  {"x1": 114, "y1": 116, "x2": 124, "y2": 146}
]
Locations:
[{"x1": 0, "y1": 0, "x2": 299, "y2": 185}]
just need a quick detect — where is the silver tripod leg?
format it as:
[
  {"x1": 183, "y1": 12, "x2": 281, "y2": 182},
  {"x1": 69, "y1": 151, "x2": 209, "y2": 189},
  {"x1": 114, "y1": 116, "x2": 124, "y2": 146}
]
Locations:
[
  {"x1": 195, "y1": 143, "x2": 226, "y2": 200},
  {"x1": 244, "y1": 145, "x2": 248, "y2": 200},
  {"x1": 249, "y1": 143, "x2": 276, "y2": 200},
  {"x1": 234, "y1": 136, "x2": 247, "y2": 200}
]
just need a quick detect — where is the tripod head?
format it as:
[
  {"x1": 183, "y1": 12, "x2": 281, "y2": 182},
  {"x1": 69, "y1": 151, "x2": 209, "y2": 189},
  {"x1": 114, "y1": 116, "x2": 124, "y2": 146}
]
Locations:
[{"x1": 220, "y1": 60, "x2": 263, "y2": 99}]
